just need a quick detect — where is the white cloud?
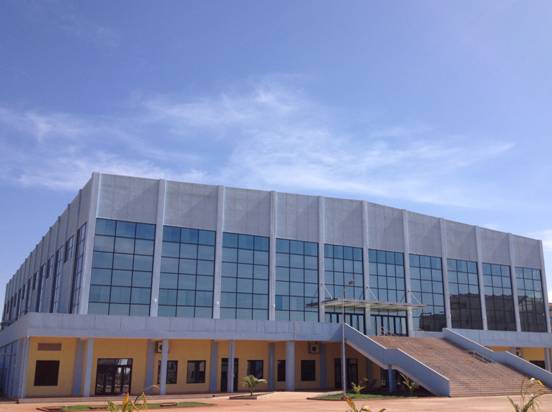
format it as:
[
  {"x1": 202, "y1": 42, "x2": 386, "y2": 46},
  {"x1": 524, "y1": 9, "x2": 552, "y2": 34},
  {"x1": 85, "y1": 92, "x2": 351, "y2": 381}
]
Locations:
[{"x1": 0, "y1": 80, "x2": 515, "y2": 210}]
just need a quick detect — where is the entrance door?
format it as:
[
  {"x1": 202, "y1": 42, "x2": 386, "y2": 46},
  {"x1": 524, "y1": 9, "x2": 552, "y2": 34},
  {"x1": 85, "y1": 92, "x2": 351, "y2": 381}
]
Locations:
[
  {"x1": 371, "y1": 313, "x2": 407, "y2": 336},
  {"x1": 220, "y1": 358, "x2": 239, "y2": 392},
  {"x1": 95, "y1": 358, "x2": 133, "y2": 395},
  {"x1": 326, "y1": 312, "x2": 366, "y2": 334},
  {"x1": 334, "y1": 358, "x2": 359, "y2": 389}
]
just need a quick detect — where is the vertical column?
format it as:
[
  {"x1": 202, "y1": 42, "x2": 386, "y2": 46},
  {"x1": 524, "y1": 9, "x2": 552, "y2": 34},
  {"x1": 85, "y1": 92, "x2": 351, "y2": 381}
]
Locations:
[
  {"x1": 209, "y1": 341, "x2": 219, "y2": 393},
  {"x1": 362, "y1": 201, "x2": 371, "y2": 334},
  {"x1": 72, "y1": 338, "x2": 84, "y2": 396},
  {"x1": 474, "y1": 227, "x2": 488, "y2": 330},
  {"x1": 285, "y1": 341, "x2": 295, "y2": 391},
  {"x1": 79, "y1": 172, "x2": 101, "y2": 315},
  {"x1": 159, "y1": 339, "x2": 169, "y2": 395},
  {"x1": 269, "y1": 191, "x2": 277, "y2": 321},
  {"x1": 387, "y1": 367, "x2": 396, "y2": 394},
  {"x1": 213, "y1": 186, "x2": 225, "y2": 319},
  {"x1": 319, "y1": 342, "x2": 327, "y2": 389},
  {"x1": 508, "y1": 234, "x2": 522, "y2": 332},
  {"x1": 402, "y1": 210, "x2": 414, "y2": 337},
  {"x1": 16, "y1": 337, "x2": 29, "y2": 399},
  {"x1": 318, "y1": 197, "x2": 326, "y2": 321},
  {"x1": 145, "y1": 340, "x2": 155, "y2": 394},
  {"x1": 82, "y1": 338, "x2": 95, "y2": 397},
  {"x1": 439, "y1": 219, "x2": 453, "y2": 329},
  {"x1": 150, "y1": 179, "x2": 167, "y2": 317},
  {"x1": 227, "y1": 340, "x2": 236, "y2": 393},
  {"x1": 268, "y1": 342, "x2": 275, "y2": 391},
  {"x1": 538, "y1": 239, "x2": 552, "y2": 333},
  {"x1": 545, "y1": 348, "x2": 552, "y2": 372}
]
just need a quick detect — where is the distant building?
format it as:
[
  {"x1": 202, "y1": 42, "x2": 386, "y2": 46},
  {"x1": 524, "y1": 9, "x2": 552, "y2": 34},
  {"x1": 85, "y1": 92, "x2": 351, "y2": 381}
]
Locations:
[{"x1": 1, "y1": 172, "x2": 551, "y2": 399}]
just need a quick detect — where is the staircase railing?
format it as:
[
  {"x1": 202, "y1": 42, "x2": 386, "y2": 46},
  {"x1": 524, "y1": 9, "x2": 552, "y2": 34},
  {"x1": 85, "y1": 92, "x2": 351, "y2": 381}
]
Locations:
[
  {"x1": 345, "y1": 325, "x2": 451, "y2": 396},
  {"x1": 443, "y1": 328, "x2": 552, "y2": 388}
]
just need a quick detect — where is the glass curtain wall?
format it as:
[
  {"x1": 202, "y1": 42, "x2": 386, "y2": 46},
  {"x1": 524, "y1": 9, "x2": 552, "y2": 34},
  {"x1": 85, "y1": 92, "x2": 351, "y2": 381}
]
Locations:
[
  {"x1": 447, "y1": 258, "x2": 483, "y2": 329},
  {"x1": 158, "y1": 226, "x2": 215, "y2": 318},
  {"x1": 275, "y1": 239, "x2": 319, "y2": 321},
  {"x1": 516, "y1": 267, "x2": 547, "y2": 332},
  {"x1": 409, "y1": 254, "x2": 446, "y2": 331},
  {"x1": 89, "y1": 218, "x2": 155, "y2": 316},
  {"x1": 482, "y1": 263, "x2": 516, "y2": 331},
  {"x1": 221, "y1": 233, "x2": 269, "y2": 320}
]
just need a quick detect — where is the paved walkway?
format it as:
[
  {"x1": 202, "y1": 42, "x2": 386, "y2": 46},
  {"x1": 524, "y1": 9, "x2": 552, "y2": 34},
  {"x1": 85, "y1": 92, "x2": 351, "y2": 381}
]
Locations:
[{"x1": 3, "y1": 391, "x2": 552, "y2": 411}]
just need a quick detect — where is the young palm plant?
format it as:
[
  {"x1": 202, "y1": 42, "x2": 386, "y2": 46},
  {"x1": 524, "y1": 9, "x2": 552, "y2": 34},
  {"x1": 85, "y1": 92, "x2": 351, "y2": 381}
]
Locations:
[
  {"x1": 343, "y1": 396, "x2": 386, "y2": 412},
  {"x1": 351, "y1": 382, "x2": 365, "y2": 395},
  {"x1": 107, "y1": 392, "x2": 148, "y2": 411},
  {"x1": 400, "y1": 373, "x2": 419, "y2": 396},
  {"x1": 241, "y1": 375, "x2": 267, "y2": 396},
  {"x1": 507, "y1": 378, "x2": 546, "y2": 412}
]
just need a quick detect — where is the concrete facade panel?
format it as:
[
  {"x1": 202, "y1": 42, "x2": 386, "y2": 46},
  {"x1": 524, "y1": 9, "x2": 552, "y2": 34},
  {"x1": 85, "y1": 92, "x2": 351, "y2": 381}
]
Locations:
[
  {"x1": 223, "y1": 187, "x2": 271, "y2": 236},
  {"x1": 512, "y1": 235, "x2": 541, "y2": 268},
  {"x1": 164, "y1": 181, "x2": 218, "y2": 230},
  {"x1": 324, "y1": 197, "x2": 363, "y2": 247},
  {"x1": 275, "y1": 193, "x2": 319, "y2": 241},
  {"x1": 367, "y1": 203, "x2": 405, "y2": 251},
  {"x1": 408, "y1": 212, "x2": 442, "y2": 256},
  {"x1": 480, "y1": 228, "x2": 510, "y2": 265},
  {"x1": 445, "y1": 220, "x2": 477, "y2": 261},
  {"x1": 97, "y1": 174, "x2": 159, "y2": 224}
]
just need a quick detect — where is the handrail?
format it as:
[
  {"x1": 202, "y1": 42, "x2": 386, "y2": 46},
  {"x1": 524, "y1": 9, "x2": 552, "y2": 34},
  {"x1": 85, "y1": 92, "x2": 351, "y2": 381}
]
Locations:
[
  {"x1": 345, "y1": 325, "x2": 451, "y2": 396},
  {"x1": 443, "y1": 328, "x2": 552, "y2": 388}
]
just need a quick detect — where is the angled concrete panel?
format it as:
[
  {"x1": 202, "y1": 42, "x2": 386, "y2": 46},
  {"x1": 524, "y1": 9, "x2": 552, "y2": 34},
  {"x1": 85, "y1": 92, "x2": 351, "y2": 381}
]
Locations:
[{"x1": 275, "y1": 192, "x2": 319, "y2": 241}]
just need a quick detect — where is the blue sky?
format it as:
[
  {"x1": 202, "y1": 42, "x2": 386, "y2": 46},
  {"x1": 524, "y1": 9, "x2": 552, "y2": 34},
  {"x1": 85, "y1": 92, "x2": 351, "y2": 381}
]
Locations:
[{"x1": 1, "y1": 0, "x2": 552, "y2": 305}]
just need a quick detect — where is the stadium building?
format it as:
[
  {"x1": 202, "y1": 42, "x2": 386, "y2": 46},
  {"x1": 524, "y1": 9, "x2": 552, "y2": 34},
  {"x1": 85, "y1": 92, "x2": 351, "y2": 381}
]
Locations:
[{"x1": 1, "y1": 172, "x2": 551, "y2": 398}]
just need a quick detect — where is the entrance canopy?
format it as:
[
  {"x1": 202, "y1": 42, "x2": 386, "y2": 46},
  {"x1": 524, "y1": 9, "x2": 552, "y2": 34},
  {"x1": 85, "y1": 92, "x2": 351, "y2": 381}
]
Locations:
[{"x1": 310, "y1": 298, "x2": 425, "y2": 311}]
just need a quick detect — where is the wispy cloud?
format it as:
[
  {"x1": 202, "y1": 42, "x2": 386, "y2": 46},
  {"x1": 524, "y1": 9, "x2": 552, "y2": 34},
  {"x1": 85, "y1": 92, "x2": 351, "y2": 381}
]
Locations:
[{"x1": 0, "y1": 79, "x2": 514, "y2": 208}]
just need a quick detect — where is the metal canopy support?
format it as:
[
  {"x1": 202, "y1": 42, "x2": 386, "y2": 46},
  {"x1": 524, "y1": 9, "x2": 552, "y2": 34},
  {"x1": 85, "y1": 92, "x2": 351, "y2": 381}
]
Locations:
[{"x1": 311, "y1": 298, "x2": 425, "y2": 312}]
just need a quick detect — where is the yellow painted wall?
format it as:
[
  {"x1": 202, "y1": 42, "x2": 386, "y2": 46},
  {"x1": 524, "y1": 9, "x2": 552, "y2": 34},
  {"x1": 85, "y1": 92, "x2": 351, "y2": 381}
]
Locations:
[
  {"x1": 26, "y1": 337, "x2": 77, "y2": 397},
  {"x1": 91, "y1": 338, "x2": 148, "y2": 396},
  {"x1": 152, "y1": 340, "x2": 212, "y2": 394},
  {"x1": 325, "y1": 342, "x2": 374, "y2": 389},
  {"x1": 520, "y1": 347, "x2": 545, "y2": 362}
]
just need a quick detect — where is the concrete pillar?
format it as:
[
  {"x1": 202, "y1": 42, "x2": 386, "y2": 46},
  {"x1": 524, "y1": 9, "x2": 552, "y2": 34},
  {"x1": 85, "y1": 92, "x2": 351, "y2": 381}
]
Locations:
[
  {"x1": 213, "y1": 186, "x2": 225, "y2": 319},
  {"x1": 475, "y1": 227, "x2": 488, "y2": 330},
  {"x1": 387, "y1": 366, "x2": 396, "y2": 394},
  {"x1": 227, "y1": 340, "x2": 236, "y2": 393},
  {"x1": 318, "y1": 197, "x2": 326, "y2": 322},
  {"x1": 145, "y1": 340, "x2": 155, "y2": 394},
  {"x1": 209, "y1": 341, "x2": 218, "y2": 393},
  {"x1": 319, "y1": 342, "x2": 327, "y2": 389},
  {"x1": 268, "y1": 342, "x2": 275, "y2": 391},
  {"x1": 538, "y1": 240, "x2": 551, "y2": 333},
  {"x1": 16, "y1": 337, "x2": 29, "y2": 399},
  {"x1": 362, "y1": 201, "x2": 371, "y2": 335},
  {"x1": 72, "y1": 338, "x2": 84, "y2": 396},
  {"x1": 439, "y1": 219, "x2": 453, "y2": 329},
  {"x1": 150, "y1": 179, "x2": 167, "y2": 317},
  {"x1": 545, "y1": 348, "x2": 552, "y2": 372},
  {"x1": 285, "y1": 341, "x2": 295, "y2": 391},
  {"x1": 82, "y1": 338, "x2": 95, "y2": 397},
  {"x1": 508, "y1": 234, "x2": 522, "y2": 332},
  {"x1": 269, "y1": 191, "x2": 277, "y2": 321},
  {"x1": 402, "y1": 210, "x2": 414, "y2": 337},
  {"x1": 78, "y1": 172, "x2": 100, "y2": 314},
  {"x1": 159, "y1": 339, "x2": 169, "y2": 395}
]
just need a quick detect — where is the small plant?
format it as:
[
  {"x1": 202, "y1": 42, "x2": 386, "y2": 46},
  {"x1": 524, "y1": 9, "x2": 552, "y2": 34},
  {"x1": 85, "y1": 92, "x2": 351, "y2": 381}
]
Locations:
[
  {"x1": 400, "y1": 373, "x2": 419, "y2": 396},
  {"x1": 507, "y1": 378, "x2": 546, "y2": 412},
  {"x1": 107, "y1": 392, "x2": 148, "y2": 411},
  {"x1": 241, "y1": 374, "x2": 267, "y2": 396},
  {"x1": 351, "y1": 382, "x2": 365, "y2": 394},
  {"x1": 343, "y1": 396, "x2": 386, "y2": 412}
]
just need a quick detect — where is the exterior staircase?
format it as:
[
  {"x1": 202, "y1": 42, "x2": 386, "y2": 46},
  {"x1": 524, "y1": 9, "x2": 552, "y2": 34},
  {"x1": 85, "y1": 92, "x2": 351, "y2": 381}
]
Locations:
[{"x1": 373, "y1": 336, "x2": 542, "y2": 397}]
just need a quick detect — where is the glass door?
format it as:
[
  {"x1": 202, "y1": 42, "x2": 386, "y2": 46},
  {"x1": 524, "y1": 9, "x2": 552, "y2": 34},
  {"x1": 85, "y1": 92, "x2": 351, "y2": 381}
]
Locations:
[
  {"x1": 220, "y1": 358, "x2": 239, "y2": 392},
  {"x1": 95, "y1": 358, "x2": 133, "y2": 395}
]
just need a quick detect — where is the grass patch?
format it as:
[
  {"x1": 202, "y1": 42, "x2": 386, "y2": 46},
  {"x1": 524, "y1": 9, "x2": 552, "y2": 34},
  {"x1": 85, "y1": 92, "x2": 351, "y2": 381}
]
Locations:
[
  {"x1": 310, "y1": 392, "x2": 405, "y2": 401},
  {"x1": 62, "y1": 401, "x2": 213, "y2": 410}
]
